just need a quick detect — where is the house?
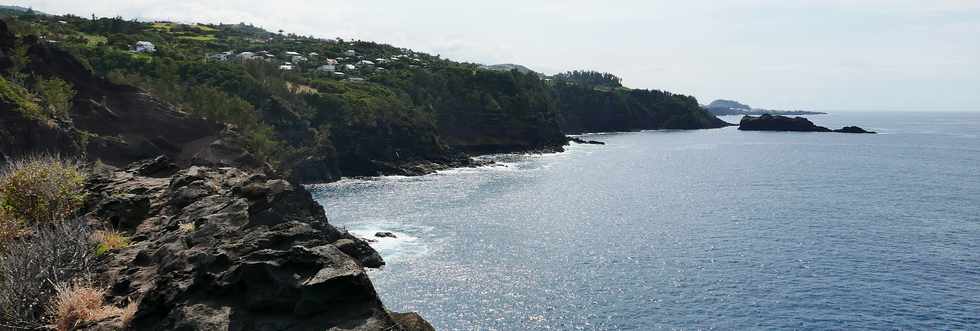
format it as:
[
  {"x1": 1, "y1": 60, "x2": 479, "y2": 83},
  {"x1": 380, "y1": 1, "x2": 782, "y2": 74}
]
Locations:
[
  {"x1": 308, "y1": 52, "x2": 319, "y2": 57},
  {"x1": 237, "y1": 51, "x2": 258, "y2": 60},
  {"x1": 343, "y1": 64, "x2": 356, "y2": 71},
  {"x1": 207, "y1": 51, "x2": 234, "y2": 61},
  {"x1": 279, "y1": 64, "x2": 294, "y2": 71},
  {"x1": 317, "y1": 64, "x2": 336, "y2": 72},
  {"x1": 291, "y1": 55, "x2": 308, "y2": 63},
  {"x1": 133, "y1": 41, "x2": 156, "y2": 53},
  {"x1": 358, "y1": 60, "x2": 375, "y2": 66},
  {"x1": 347, "y1": 77, "x2": 366, "y2": 83},
  {"x1": 284, "y1": 51, "x2": 301, "y2": 56},
  {"x1": 344, "y1": 50, "x2": 356, "y2": 56},
  {"x1": 333, "y1": 72, "x2": 346, "y2": 77},
  {"x1": 324, "y1": 58, "x2": 339, "y2": 65}
]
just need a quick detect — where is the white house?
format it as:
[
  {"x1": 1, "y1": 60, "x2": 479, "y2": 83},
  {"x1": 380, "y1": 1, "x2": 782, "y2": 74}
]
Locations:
[
  {"x1": 237, "y1": 52, "x2": 258, "y2": 60},
  {"x1": 284, "y1": 51, "x2": 301, "y2": 56},
  {"x1": 134, "y1": 41, "x2": 156, "y2": 53},
  {"x1": 344, "y1": 64, "x2": 356, "y2": 71},
  {"x1": 308, "y1": 52, "x2": 319, "y2": 57},
  {"x1": 358, "y1": 60, "x2": 375, "y2": 66},
  {"x1": 324, "y1": 58, "x2": 339, "y2": 65},
  {"x1": 207, "y1": 51, "x2": 234, "y2": 61},
  {"x1": 317, "y1": 64, "x2": 336, "y2": 72},
  {"x1": 291, "y1": 55, "x2": 309, "y2": 63},
  {"x1": 279, "y1": 64, "x2": 294, "y2": 71},
  {"x1": 344, "y1": 50, "x2": 356, "y2": 56},
  {"x1": 333, "y1": 72, "x2": 346, "y2": 77}
]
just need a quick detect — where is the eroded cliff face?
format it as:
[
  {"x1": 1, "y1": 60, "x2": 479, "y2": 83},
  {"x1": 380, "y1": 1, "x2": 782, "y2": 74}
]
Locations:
[
  {"x1": 80, "y1": 157, "x2": 432, "y2": 330},
  {"x1": 0, "y1": 20, "x2": 269, "y2": 174}
]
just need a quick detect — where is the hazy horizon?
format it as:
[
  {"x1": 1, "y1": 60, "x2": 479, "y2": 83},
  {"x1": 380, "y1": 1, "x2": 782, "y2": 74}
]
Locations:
[{"x1": 12, "y1": 1, "x2": 980, "y2": 112}]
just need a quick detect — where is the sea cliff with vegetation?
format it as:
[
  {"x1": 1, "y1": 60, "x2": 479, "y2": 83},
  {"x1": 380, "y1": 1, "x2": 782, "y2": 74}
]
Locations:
[
  {"x1": 0, "y1": 9, "x2": 727, "y2": 330},
  {"x1": 1, "y1": 11, "x2": 726, "y2": 183}
]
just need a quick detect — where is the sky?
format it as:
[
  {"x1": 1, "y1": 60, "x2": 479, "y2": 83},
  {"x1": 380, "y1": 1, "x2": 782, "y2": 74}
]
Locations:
[{"x1": 14, "y1": 0, "x2": 980, "y2": 111}]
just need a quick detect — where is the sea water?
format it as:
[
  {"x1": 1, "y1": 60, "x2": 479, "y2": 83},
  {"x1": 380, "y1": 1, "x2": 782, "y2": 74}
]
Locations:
[{"x1": 311, "y1": 112, "x2": 980, "y2": 330}]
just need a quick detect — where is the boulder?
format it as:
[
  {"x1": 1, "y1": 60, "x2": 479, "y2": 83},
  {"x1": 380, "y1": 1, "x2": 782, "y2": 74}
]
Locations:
[
  {"x1": 568, "y1": 137, "x2": 606, "y2": 145},
  {"x1": 834, "y1": 126, "x2": 876, "y2": 134},
  {"x1": 375, "y1": 231, "x2": 398, "y2": 239}
]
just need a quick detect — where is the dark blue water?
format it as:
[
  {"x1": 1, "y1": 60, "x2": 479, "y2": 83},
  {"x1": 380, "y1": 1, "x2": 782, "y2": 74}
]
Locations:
[{"x1": 311, "y1": 112, "x2": 980, "y2": 330}]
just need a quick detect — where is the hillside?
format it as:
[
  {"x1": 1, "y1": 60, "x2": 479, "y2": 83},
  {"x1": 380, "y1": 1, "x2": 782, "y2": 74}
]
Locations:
[
  {"x1": 0, "y1": 12, "x2": 725, "y2": 183},
  {"x1": 705, "y1": 99, "x2": 826, "y2": 116}
]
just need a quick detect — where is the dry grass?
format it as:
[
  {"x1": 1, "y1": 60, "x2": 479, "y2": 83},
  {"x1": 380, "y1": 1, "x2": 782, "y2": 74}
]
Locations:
[
  {"x1": 119, "y1": 300, "x2": 138, "y2": 327},
  {"x1": 286, "y1": 82, "x2": 319, "y2": 95},
  {"x1": 0, "y1": 221, "x2": 97, "y2": 328},
  {"x1": 92, "y1": 230, "x2": 129, "y2": 255},
  {"x1": 47, "y1": 283, "x2": 121, "y2": 331},
  {"x1": 178, "y1": 222, "x2": 196, "y2": 233}
]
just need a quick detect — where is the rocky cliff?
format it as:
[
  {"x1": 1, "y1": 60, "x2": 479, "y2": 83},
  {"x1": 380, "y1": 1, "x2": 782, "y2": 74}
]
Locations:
[
  {"x1": 738, "y1": 114, "x2": 875, "y2": 133},
  {"x1": 556, "y1": 84, "x2": 730, "y2": 133},
  {"x1": 2, "y1": 18, "x2": 435, "y2": 329},
  {"x1": 78, "y1": 157, "x2": 431, "y2": 330}
]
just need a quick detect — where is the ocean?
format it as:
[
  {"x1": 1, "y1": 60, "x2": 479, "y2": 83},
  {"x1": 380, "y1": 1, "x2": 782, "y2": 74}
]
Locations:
[{"x1": 310, "y1": 112, "x2": 980, "y2": 330}]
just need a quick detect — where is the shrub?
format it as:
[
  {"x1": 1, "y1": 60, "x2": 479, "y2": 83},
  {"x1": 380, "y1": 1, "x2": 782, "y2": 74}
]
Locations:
[
  {"x1": 35, "y1": 78, "x2": 77, "y2": 118},
  {"x1": 0, "y1": 75, "x2": 42, "y2": 119},
  {"x1": 47, "y1": 283, "x2": 121, "y2": 331},
  {"x1": 0, "y1": 155, "x2": 87, "y2": 228},
  {"x1": 92, "y1": 229, "x2": 129, "y2": 255},
  {"x1": 0, "y1": 221, "x2": 96, "y2": 329}
]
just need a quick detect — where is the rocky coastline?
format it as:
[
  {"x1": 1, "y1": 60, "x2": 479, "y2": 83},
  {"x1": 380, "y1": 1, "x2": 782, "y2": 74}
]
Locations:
[{"x1": 78, "y1": 157, "x2": 431, "y2": 330}]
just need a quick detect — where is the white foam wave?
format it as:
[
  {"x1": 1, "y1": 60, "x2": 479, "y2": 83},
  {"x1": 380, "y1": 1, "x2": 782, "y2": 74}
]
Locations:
[{"x1": 342, "y1": 220, "x2": 434, "y2": 263}]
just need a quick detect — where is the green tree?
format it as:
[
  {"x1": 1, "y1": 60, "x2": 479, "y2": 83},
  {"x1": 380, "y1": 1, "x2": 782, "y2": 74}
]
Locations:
[{"x1": 35, "y1": 78, "x2": 77, "y2": 118}]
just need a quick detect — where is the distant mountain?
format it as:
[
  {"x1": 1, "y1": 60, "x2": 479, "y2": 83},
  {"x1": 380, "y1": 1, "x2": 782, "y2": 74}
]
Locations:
[
  {"x1": 479, "y1": 63, "x2": 537, "y2": 74},
  {"x1": 704, "y1": 99, "x2": 826, "y2": 116},
  {"x1": 0, "y1": 5, "x2": 46, "y2": 16},
  {"x1": 707, "y1": 99, "x2": 751, "y2": 112}
]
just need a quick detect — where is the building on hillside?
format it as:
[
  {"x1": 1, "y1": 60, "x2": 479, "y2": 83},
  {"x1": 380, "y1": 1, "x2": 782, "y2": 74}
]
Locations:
[
  {"x1": 291, "y1": 55, "x2": 308, "y2": 63},
  {"x1": 344, "y1": 49, "x2": 356, "y2": 56},
  {"x1": 343, "y1": 64, "x2": 356, "y2": 71},
  {"x1": 333, "y1": 72, "x2": 346, "y2": 77},
  {"x1": 284, "y1": 51, "x2": 301, "y2": 56},
  {"x1": 308, "y1": 52, "x2": 319, "y2": 57},
  {"x1": 357, "y1": 60, "x2": 375, "y2": 66},
  {"x1": 134, "y1": 41, "x2": 156, "y2": 53},
  {"x1": 317, "y1": 64, "x2": 336, "y2": 72},
  {"x1": 324, "y1": 58, "x2": 339, "y2": 65},
  {"x1": 347, "y1": 77, "x2": 366, "y2": 83},
  {"x1": 237, "y1": 51, "x2": 258, "y2": 61},
  {"x1": 207, "y1": 51, "x2": 234, "y2": 61},
  {"x1": 279, "y1": 64, "x2": 294, "y2": 71}
]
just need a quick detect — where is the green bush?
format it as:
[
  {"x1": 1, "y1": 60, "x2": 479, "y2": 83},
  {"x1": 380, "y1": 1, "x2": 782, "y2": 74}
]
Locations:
[
  {"x1": 0, "y1": 75, "x2": 42, "y2": 119},
  {"x1": 35, "y1": 78, "x2": 77, "y2": 118},
  {"x1": 0, "y1": 155, "x2": 87, "y2": 228}
]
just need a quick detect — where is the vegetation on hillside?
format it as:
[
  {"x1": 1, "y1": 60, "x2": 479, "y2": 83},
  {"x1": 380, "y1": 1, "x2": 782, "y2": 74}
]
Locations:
[{"x1": 1, "y1": 11, "x2": 723, "y2": 181}]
